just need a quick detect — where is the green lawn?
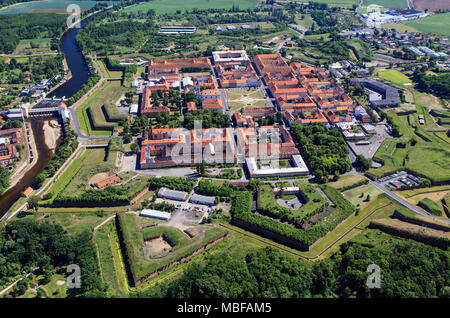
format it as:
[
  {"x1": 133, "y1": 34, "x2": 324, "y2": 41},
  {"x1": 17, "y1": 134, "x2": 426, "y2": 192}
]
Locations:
[
  {"x1": 404, "y1": 13, "x2": 450, "y2": 37},
  {"x1": 122, "y1": 0, "x2": 258, "y2": 14},
  {"x1": 343, "y1": 184, "x2": 383, "y2": 208},
  {"x1": 377, "y1": 69, "x2": 411, "y2": 85}
]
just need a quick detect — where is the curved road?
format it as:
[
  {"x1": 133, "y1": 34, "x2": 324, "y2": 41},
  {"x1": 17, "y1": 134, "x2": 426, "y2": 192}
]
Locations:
[{"x1": 369, "y1": 180, "x2": 450, "y2": 225}]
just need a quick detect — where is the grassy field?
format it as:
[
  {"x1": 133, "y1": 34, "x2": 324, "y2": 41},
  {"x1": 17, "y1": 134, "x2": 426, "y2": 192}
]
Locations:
[
  {"x1": 381, "y1": 22, "x2": 419, "y2": 33},
  {"x1": 13, "y1": 38, "x2": 52, "y2": 54},
  {"x1": 377, "y1": 69, "x2": 411, "y2": 85},
  {"x1": 40, "y1": 148, "x2": 92, "y2": 205},
  {"x1": 343, "y1": 184, "x2": 383, "y2": 208},
  {"x1": 75, "y1": 81, "x2": 128, "y2": 136},
  {"x1": 118, "y1": 213, "x2": 228, "y2": 284},
  {"x1": 97, "y1": 59, "x2": 123, "y2": 79},
  {"x1": 256, "y1": 182, "x2": 328, "y2": 226},
  {"x1": 404, "y1": 13, "x2": 450, "y2": 37},
  {"x1": 363, "y1": 0, "x2": 407, "y2": 8},
  {"x1": 227, "y1": 89, "x2": 269, "y2": 111},
  {"x1": 368, "y1": 110, "x2": 450, "y2": 182},
  {"x1": 63, "y1": 148, "x2": 114, "y2": 196},
  {"x1": 122, "y1": 0, "x2": 258, "y2": 14},
  {"x1": 327, "y1": 174, "x2": 367, "y2": 190},
  {"x1": 94, "y1": 221, "x2": 129, "y2": 297}
]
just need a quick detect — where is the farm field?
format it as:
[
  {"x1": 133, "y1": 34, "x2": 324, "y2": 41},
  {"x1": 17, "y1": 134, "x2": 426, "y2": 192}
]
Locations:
[
  {"x1": 0, "y1": 0, "x2": 107, "y2": 14},
  {"x1": 226, "y1": 88, "x2": 269, "y2": 111},
  {"x1": 377, "y1": 69, "x2": 411, "y2": 85},
  {"x1": 381, "y1": 22, "x2": 419, "y2": 33},
  {"x1": 121, "y1": 0, "x2": 258, "y2": 14},
  {"x1": 411, "y1": 0, "x2": 450, "y2": 12},
  {"x1": 13, "y1": 38, "x2": 52, "y2": 54},
  {"x1": 404, "y1": 13, "x2": 450, "y2": 37},
  {"x1": 363, "y1": 0, "x2": 407, "y2": 8}
]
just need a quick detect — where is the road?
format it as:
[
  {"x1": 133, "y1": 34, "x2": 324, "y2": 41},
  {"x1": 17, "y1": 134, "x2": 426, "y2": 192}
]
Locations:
[{"x1": 369, "y1": 180, "x2": 450, "y2": 224}]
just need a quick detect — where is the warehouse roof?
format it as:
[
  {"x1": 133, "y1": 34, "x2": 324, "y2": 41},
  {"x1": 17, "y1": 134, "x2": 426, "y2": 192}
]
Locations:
[
  {"x1": 157, "y1": 187, "x2": 188, "y2": 201},
  {"x1": 190, "y1": 194, "x2": 216, "y2": 205}
]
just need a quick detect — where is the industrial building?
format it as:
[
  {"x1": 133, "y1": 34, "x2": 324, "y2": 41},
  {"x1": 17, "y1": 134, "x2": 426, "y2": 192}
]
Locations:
[
  {"x1": 140, "y1": 209, "x2": 171, "y2": 220},
  {"x1": 157, "y1": 187, "x2": 188, "y2": 201},
  {"x1": 159, "y1": 26, "x2": 196, "y2": 35},
  {"x1": 190, "y1": 194, "x2": 216, "y2": 206}
]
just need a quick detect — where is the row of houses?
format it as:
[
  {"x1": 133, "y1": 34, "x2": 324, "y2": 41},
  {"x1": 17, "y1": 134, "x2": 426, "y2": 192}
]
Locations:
[
  {"x1": 252, "y1": 53, "x2": 358, "y2": 126},
  {"x1": 139, "y1": 125, "x2": 307, "y2": 177},
  {"x1": 0, "y1": 128, "x2": 23, "y2": 166}
]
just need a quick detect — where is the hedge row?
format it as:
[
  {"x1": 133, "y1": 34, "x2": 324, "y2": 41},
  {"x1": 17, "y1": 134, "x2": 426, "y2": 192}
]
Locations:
[
  {"x1": 147, "y1": 176, "x2": 196, "y2": 193},
  {"x1": 231, "y1": 185, "x2": 355, "y2": 248},
  {"x1": 337, "y1": 179, "x2": 369, "y2": 192},
  {"x1": 256, "y1": 184, "x2": 328, "y2": 227}
]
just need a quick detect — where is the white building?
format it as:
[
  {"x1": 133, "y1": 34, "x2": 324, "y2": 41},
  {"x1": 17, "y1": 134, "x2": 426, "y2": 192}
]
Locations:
[{"x1": 140, "y1": 209, "x2": 171, "y2": 220}]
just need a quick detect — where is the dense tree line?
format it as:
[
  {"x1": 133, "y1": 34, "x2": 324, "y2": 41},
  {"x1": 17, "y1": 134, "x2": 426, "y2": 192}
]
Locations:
[
  {"x1": 147, "y1": 176, "x2": 196, "y2": 193},
  {"x1": 0, "y1": 219, "x2": 106, "y2": 297},
  {"x1": 290, "y1": 123, "x2": 352, "y2": 183},
  {"x1": 135, "y1": 240, "x2": 450, "y2": 298},
  {"x1": 0, "y1": 165, "x2": 10, "y2": 196}
]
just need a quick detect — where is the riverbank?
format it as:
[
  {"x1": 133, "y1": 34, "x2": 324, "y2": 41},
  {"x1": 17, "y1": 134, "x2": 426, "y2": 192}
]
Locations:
[
  {"x1": 43, "y1": 119, "x2": 61, "y2": 151},
  {"x1": 0, "y1": 0, "x2": 45, "y2": 12},
  {"x1": 7, "y1": 121, "x2": 38, "y2": 190}
]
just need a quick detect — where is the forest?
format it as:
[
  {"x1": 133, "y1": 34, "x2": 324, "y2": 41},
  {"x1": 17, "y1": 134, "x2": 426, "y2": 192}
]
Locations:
[
  {"x1": 134, "y1": 241, "x2": 450, "y2": 298},
  {"x1": 0, "y1": 14, "x2": 66, "y2": 54},
  {"x1": 0, "y1": 219, "x2": 106, "y2": 298}
]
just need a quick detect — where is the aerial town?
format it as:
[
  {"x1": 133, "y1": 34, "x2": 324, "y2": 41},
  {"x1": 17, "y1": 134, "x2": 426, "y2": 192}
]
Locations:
[{"x1": 0, "y1": 0, "x2": 448, "y2": 304}]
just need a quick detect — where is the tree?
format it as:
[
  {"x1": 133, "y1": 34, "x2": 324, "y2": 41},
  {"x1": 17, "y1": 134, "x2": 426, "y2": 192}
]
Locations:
[
  {"x1": 28, "y1": 195, "x2": 40, "y2": 212},
  {"x1": 123, "y1": 134, "x2": 132, "y2": 144},
  {"x1": 355, "y1": 155, "x2": 371, "y2": 172}
]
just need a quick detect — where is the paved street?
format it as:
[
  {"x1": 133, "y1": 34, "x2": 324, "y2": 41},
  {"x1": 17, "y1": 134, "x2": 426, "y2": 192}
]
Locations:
[{"x1": 369, "y1": 180, "x2": 450, "y2": 224}]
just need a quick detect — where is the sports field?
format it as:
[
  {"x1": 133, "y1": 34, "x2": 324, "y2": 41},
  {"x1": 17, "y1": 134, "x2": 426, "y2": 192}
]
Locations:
[
  {"x1": 122, "y1": 0, "x2": 258, "y2": 14},
  {"x1": 404, "y1": 13, "x2": 450, "y2": 37}
]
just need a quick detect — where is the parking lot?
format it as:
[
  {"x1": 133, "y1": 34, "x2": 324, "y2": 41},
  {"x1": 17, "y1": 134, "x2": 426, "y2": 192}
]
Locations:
[
  {"x1": 347, "y1": 123, "x2": 391, "y2": 160},
  {"x1": 378, "y1": 171, "x2": 422, "y2": 189}
]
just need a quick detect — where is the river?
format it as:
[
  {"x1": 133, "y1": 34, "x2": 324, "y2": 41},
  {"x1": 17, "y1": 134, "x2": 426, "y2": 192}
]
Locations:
[
  {"x1": 0, "y1": 12, "x2": 95, "y2": 218},
  {"x1": 0, "y1": 120, "x2": 60, "y2": 217},
  {"x1": 47, "y1": 14, "x2": 94, "y2": 99}
]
